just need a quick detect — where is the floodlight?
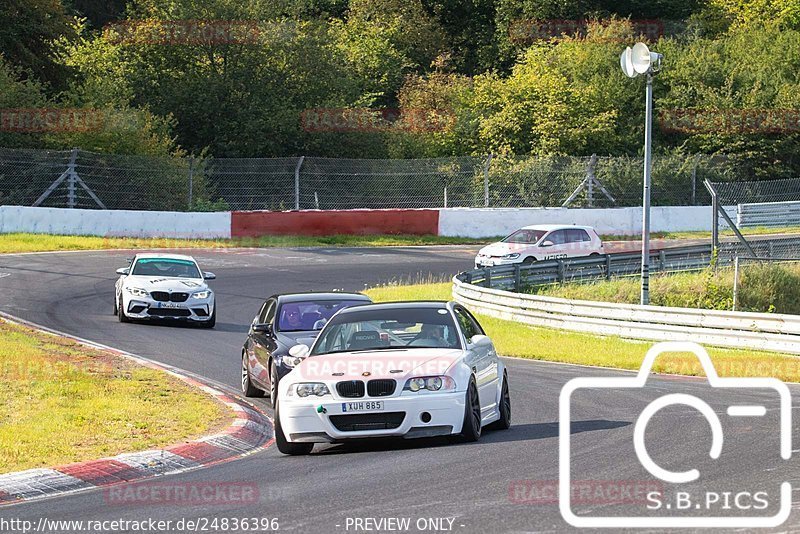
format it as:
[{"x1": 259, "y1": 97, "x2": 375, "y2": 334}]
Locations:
[
  {"x1": 631, "y1": 42, "x2": 662, "y2": 75},
  {"x1": 620, "y1": 47, "x2": 636, "y2": 78}
]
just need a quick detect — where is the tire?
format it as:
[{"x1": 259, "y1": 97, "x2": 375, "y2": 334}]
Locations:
[
  {"x1": 487, "y1": 371, "x2": 511, "y2": 430},
  {"x1": 459, "y1": 377, "x2": 482, "y2": 442},
  {"x1": 117, "y1": 294, "x2": 129, "y2": 323},
  {"x1": 522, "y1": 257, "x2": 536, "y2": 265},
  {"x1": 274, "y1": 401, "x2": 313, "y2": 455},
  {"x1": 241, "y1": 353, "x2": 265, "y2": 398},
  {"x1": 113, "y1": 294, "x2": 118, "y2": 316},
  {"x1": 269, "y1": 359, "x2": 279, "y2": 408},
  {"x1": 200, "y1": 307, "x2": 216, "y2": 329}
]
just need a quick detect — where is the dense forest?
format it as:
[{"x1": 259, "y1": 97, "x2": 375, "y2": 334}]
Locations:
[{"x1": 1, "y1": 0, "x2": 799, "y2": 177}]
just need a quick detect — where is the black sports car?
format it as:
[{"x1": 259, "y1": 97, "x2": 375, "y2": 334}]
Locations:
[{"x1": 240, "y1": 292, "x2": 372, "y2": 405}]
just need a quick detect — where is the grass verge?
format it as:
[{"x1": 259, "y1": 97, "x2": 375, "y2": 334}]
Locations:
[
  {"x1": 363, "y1": 282, "x2": 800, "y2": 382},
  {"x1": 531, "y1": 262, "x2": 800, "y2": 315},
  {"x1": 603, "y1": 225, "x2": 800, "y2": 241},
  {"x1": 0, "y1": 319, "x2": 229, "y2": 474},
  {"x1": 0, "y1": 233, "x2": 490, "y2": 254}
]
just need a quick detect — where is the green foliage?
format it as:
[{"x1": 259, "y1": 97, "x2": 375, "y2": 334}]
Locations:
[
  {"x1": 0, "y1": 0, "x2": 74, "y2": 87},
  {"x1": 658, "y1": 24, "x2": 800, "y2": 179},
  {"x1": 739, "y1": 263, "x2": 800, "y2": 314},
  {"x1": 1, "y1": 0, "x2": 800, "y2": 169},
  {"x1": 704, "y1": 0, "x2": 800, "y2": 31}
]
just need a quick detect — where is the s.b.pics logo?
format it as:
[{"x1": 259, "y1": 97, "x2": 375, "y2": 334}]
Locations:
[{"x1": 559, "y1": 342, "x2": 792, "y2": 528}]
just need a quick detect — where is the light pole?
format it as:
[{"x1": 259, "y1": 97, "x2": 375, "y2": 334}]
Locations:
[{"x1": 621, "y1": 43, "x2": 662, "y2": 305}]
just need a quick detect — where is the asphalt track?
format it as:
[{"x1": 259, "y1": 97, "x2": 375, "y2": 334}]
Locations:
[{"x1": 0, "y1": 246, "x2": 798, "y2": 534}]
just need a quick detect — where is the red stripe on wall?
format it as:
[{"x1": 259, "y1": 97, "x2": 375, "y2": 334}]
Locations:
[{"x1": 231, "y1": 209, "x2": 440, "y2": 237}]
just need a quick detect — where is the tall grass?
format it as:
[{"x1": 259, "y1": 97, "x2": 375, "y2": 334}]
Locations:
[{"x1": 531, "y1": 261, "x2": 800, "y2": 314}]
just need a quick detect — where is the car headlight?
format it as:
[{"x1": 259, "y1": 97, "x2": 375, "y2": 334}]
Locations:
[
  {"x1": 191, "y1": 290, "x2": 211, "y2": 299},
  {"x1": 125, "y1": 287, "x2": 149, "y2": 298},
  {"x1": 289, "y1": 383, "x2": 330, "y2": 397},
  {"x1": 283, "y1": 355, "x2": 305, "y2": 368},
  {"x1": 403, "y1": 376, "x2": 455, "y2": 392},
  {"x1": 502, "y1": 253, "x2": 520, "y2": 259}
]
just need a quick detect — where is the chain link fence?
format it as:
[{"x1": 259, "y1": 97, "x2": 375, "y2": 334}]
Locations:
[{"x1": 0, "y1": 146, "x2": 757, "y2": 212}]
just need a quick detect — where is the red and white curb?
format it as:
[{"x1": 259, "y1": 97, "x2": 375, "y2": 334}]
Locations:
[{"x1": 0, "y1": 312, "x2": 274, "y2": 506}]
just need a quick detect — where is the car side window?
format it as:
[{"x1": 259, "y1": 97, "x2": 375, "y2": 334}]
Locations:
[
  {"x1": 566, "y1": 229, "x2": 591, "y2": 243},
  {"x1": 265, "y1": 300, "x2": 277, "y2": 323},
  {"x1": 259, "y1": 300, "x2": 275, "y2": 324},
  {"x1": 454, "y1": 307, "x2": 482, "y2": 340},
  {"x1": 546, "y1": 230, "x2": 567, "y2": 245}
]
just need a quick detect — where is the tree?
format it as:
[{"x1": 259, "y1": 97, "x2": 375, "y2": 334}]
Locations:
[{"x1": 0, "y1": 0, "x2": 75, "y2": 87}]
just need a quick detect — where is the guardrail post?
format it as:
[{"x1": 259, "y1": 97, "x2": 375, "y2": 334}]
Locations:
[
  {"x1": 294, "y1": 156, "x2": 305, "y2": 210},
  {"x1": 187, "y1": 156, "x2": 194, "y2": 210},
  {"x1": 605, "y1": 255, "x2": 612, "y2": 280},
  {"x1": 482, "y1": 154, "x2": 492, "y2": 207},
  {"x1": 67, "y1": 148, "x2": 77, "y2": 208},
  {"x1": 465, "y1": 272, "x2": 472, "y2": 284},
  {"x1": 483, "y1": 268, "x2": 491, "y2": 288},
  {"x1": 514, "y1": 264, "x2": 521, "y2": 292},
  {"x1": 557, "y1": 260, "x2": 565, "y2": 283},
  {"x1": 691, "y1": 154, "x2": 700, "y2": 205},
  {"x1": 659, "y1": 250, "x2": 666, "y2": 272}
]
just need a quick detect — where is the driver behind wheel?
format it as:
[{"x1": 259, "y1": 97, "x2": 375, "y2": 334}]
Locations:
[{"x1": 412, "y1": 324, "x2": 449, "y2": 347}]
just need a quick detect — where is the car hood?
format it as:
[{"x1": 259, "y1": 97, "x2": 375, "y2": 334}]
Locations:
[
  {"x1": 124, "y1": 275, "x2": 208, "y2": 292},
  {"x1": 277, "y1": 331, "x2": 318, "y2": 350},
  {"x1": 478, "y1": 242, "x2": 533, "y2": 256},
  {"x1": 292, "y1": 348, "x2": 463, "y2": 382}
]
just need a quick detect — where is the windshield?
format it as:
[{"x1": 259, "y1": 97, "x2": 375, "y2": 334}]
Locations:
[
  {"x1": 131, "y1": 258, "x2": 201, "y2": 278},
  {"x1": 502, "y1": 229, "x2": 547, "y2": 244},
  {"x1": 311, "y1": 307, "x2": 461, "y2": 355},
  {"x1": 278, "y1": 299, "x2": 367, "y2": 332}
]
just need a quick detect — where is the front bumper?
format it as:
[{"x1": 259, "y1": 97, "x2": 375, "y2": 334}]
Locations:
[
  {"x1": 123, "y1": 295, "x2": 214, "y2": 322},
  {"x1": 475, "y1": 256, "x2": 522, "y2": 269},
  {"x1": 280, "y1": 391, "x2": 466, "y2": 443}
]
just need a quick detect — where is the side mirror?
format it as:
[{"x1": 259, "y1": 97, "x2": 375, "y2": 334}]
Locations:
[
  {"x1": 540, "y1": 240, "x2": 554, "y2": 247},
  {"x1": 469, "y1": 334, "x2": 491, "y2": 348},
  {"x1": 253, "y1": 323, "x2": 272, "y2": 335},
  {"x1": 203, "y1": 272, "x2": 216, "y2": 280},
  {"x1": 289, "y1": 344, "x2": 310, "y2": 358},
  {"x1": 116, "y1": 267, "x2": 129, "y2": 275}
]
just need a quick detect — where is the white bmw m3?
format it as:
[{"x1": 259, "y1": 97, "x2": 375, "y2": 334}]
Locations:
[
  {"x1": 274, "y1": 301, "x2": 511, "y2": 455},
  {"x1": 114, "y1": 253, "x2": 217, "y2": 328}
]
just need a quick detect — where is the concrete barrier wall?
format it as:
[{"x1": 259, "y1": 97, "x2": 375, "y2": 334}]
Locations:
[
  {"x1": 438, "y1": 206, "x2": 732, "y2": 238},
  {"x1": 0, "y1": 206, "x2": 231, "y2": 238},
  {"x1": 231, "y1": 209, "x2": 440, "y2": 237},
  {"x1": 1, "y1": 205, "x2": 727, "y2": 239}
]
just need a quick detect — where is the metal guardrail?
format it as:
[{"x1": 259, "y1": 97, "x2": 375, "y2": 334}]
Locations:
[
  {"x1": 456, "y1": 236, "x2": 800, "y2": 293},
  {"x1": 453, "y1": 236, "x2": 800, "y2": 353},
  {"x1": 737, "y1": 201, "x2": 800, "y2": 228}
]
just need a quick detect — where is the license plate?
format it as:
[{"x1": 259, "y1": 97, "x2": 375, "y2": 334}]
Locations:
[
  {"x1": 342, "y1": 401, "x2": 383, "y2": 412},
  {"x1": 158, "y1": 302, "x2": 180, "y2": 308}
]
